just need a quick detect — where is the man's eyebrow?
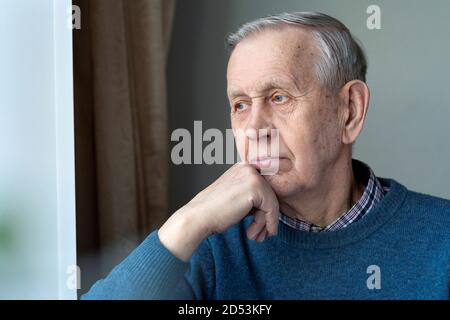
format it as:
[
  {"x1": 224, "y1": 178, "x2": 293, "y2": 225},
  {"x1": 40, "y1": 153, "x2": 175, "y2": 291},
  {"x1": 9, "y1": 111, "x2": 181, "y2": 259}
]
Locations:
[
  {"x1": 227, "y1": 77, "x2": 302, "y2": 99},
  {"x1": 227, "y1": 88, "x2": 244, "y2": 99}
]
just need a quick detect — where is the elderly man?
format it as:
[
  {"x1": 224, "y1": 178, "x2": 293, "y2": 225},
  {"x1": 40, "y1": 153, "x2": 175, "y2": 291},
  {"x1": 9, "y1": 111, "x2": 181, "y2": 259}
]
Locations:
[{"x1": 83, "y1": 12, "x2": 450, "y2": 300}]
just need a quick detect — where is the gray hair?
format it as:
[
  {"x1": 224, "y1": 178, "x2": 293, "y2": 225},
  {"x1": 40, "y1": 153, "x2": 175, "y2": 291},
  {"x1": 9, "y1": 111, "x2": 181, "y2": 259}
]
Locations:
[{"x1": 226, "y1": 12, "x2": 367, "y2": 93}]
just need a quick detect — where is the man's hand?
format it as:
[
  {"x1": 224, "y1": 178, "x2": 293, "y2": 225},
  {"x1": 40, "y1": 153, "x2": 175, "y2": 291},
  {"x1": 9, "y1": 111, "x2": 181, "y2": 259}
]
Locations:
[{"x1": 158, "y1": 163, "x2": 279, "y2": 261}]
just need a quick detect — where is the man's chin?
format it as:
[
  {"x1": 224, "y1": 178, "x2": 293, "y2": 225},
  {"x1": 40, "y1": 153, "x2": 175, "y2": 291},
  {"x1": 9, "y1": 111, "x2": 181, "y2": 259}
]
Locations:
[{"x1": 263, "y1": 173, "x2": 301, "y2": 199}]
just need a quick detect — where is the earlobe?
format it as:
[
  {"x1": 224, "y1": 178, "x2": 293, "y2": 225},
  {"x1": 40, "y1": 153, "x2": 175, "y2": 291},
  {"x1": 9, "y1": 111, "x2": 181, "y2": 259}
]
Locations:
[{"x1": 341, "y1": 80, "x2": 370, "y2": 145}]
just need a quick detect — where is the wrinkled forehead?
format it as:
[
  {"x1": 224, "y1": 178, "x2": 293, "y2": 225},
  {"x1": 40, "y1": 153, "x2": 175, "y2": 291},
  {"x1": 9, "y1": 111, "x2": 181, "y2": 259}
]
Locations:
[{"x1": 226, "y1": 26, "x2": 319, "y2": 95}]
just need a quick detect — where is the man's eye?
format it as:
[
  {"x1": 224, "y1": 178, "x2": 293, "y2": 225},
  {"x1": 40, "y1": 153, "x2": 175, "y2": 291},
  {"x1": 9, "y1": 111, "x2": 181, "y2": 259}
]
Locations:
[
  {"x1": 272, "y1": 95, "x2": 288, "y2": 104},
  {"x1": 235, "y1": 102, "x2": 248, "y2": 111}
]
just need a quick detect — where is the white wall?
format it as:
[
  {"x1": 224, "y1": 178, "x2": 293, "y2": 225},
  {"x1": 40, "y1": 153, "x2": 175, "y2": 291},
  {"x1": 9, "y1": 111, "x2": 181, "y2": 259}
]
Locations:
[
  {"x1": 0, "y1": 0, "x2": 77, "y2": 299},
  {"x1": 168, "y1": 0, "x2": 450, "y2": 213}
]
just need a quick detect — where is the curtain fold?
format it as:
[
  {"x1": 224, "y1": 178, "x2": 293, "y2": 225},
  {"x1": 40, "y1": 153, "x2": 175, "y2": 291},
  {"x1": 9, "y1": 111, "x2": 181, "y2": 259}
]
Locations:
[{"x1": 73, "y1": 0, "x2": 175, "y2": 292}]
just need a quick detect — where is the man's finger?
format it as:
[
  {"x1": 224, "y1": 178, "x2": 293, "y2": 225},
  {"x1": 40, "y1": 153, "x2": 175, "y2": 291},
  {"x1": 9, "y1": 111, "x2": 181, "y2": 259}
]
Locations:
[
  {"x1": 265, "y1": 206, "x2": 279, "y2": 236},
  {"x1": 246, "y1": 210, "x2": 266, "y2": 240},
  {"x1": 255, "y1": 227, "x2": 267, "y2": 242}
]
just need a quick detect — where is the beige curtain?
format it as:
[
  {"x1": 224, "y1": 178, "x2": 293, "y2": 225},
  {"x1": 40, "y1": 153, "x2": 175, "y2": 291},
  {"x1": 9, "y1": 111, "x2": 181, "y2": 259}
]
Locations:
[{"x1": 73, "y1": 0, "x2": 175, "y2": 291}]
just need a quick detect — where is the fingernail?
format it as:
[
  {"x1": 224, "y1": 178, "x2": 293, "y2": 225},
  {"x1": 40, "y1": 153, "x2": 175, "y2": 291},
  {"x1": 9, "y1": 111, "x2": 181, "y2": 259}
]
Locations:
[
  {"x1": 248, "y1": 230, "x2": 257, "y2": 240},
  {"x1": 257, "y1": 232, "x2": 266, "y2": 242}
]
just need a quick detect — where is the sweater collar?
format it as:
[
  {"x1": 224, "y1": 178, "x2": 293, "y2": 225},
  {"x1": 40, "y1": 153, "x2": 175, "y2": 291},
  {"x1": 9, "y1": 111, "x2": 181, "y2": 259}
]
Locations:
[{"x1": 275, "y1": 178, "x2": 408, "y2": 249}]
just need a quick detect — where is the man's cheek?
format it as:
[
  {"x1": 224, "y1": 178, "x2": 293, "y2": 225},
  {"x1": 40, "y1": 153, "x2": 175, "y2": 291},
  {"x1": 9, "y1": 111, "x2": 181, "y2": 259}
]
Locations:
[{"x1": 233, "y1": 128, "x2": 247, "y2": 161}]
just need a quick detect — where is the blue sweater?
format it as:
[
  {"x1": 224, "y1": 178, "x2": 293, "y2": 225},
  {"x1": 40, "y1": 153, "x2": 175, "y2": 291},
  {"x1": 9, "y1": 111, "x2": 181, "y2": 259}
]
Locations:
[{"x1": 82, "y1": 179, "x2": 450, "y2": 300}]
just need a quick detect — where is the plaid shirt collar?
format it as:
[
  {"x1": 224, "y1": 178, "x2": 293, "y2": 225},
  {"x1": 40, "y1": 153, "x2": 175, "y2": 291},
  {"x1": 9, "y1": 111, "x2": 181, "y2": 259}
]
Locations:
[{"x1": 279, "y1": 160, "x2": 386, "y2": 232}]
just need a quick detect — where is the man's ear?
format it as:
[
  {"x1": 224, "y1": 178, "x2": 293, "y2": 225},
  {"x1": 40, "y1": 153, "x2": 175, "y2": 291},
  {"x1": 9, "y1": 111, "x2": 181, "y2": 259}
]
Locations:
[{"x1": 339, "y1": 80, "x2": 370, "y2": 145}]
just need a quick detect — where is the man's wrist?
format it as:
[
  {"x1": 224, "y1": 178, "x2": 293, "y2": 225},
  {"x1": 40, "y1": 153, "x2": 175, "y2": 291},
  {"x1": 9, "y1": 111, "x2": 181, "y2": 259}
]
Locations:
[{"x1": 158, "y1": 206, "x2": 209, "y2": 262}]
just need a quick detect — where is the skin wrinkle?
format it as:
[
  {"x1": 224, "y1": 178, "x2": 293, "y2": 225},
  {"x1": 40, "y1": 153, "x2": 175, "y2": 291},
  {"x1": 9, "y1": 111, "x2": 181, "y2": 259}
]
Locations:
[
  {"x1": 227, "y1": 25, "x2": 368, "y2": 227},
  {"x1": 228, "y1": 74, "x2": 304, "y2": 100}
]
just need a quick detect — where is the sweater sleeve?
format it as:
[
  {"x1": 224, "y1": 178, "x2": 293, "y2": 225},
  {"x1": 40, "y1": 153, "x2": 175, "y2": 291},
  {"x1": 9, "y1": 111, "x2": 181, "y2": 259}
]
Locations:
[{"x1": 80, "y1": 230, "x2": 216, "y2": 300}]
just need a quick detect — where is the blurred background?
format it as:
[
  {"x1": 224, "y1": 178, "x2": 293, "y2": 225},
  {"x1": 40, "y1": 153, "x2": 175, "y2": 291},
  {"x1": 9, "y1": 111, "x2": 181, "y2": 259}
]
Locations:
[
  {"x1": 1, "y1": 0, "x2": 449, "y2": 299},
  {"x1": 1, "y1": 0, "x2": 76, "y2": 299}
]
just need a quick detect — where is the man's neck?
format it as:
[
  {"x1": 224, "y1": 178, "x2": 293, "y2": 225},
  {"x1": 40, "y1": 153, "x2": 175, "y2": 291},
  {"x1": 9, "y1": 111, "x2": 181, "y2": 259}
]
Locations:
[{"x1": 279, "y1": 157, "x2": 365, "y2": 227}]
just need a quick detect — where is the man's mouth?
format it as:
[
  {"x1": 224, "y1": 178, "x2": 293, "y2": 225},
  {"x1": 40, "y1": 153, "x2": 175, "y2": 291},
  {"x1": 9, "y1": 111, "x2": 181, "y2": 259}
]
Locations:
[{"x1": 249, "y1": 156, "x2": 283, "y2": 170}]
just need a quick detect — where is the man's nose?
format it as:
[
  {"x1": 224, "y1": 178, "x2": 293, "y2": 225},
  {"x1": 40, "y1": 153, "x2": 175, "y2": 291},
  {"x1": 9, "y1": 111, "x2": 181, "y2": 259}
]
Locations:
[{"x1": 245, "y1": 103, "x2": 273, "y2": 141}]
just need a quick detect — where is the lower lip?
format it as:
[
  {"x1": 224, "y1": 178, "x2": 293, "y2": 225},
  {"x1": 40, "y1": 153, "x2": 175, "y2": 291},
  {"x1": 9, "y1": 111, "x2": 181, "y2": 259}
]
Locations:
[
  {"x1": 254, "y1": 159, "x2": 272, "y2": 168},
  {"x1": 250, "y1": 158, "x2": 286, "y2": 169}
]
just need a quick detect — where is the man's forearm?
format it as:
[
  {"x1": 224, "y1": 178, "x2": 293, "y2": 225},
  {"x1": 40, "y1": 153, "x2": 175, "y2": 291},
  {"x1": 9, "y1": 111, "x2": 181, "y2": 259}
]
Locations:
[{"x1": 81, "y1": 231, "x2": 192, "y2": 299}]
